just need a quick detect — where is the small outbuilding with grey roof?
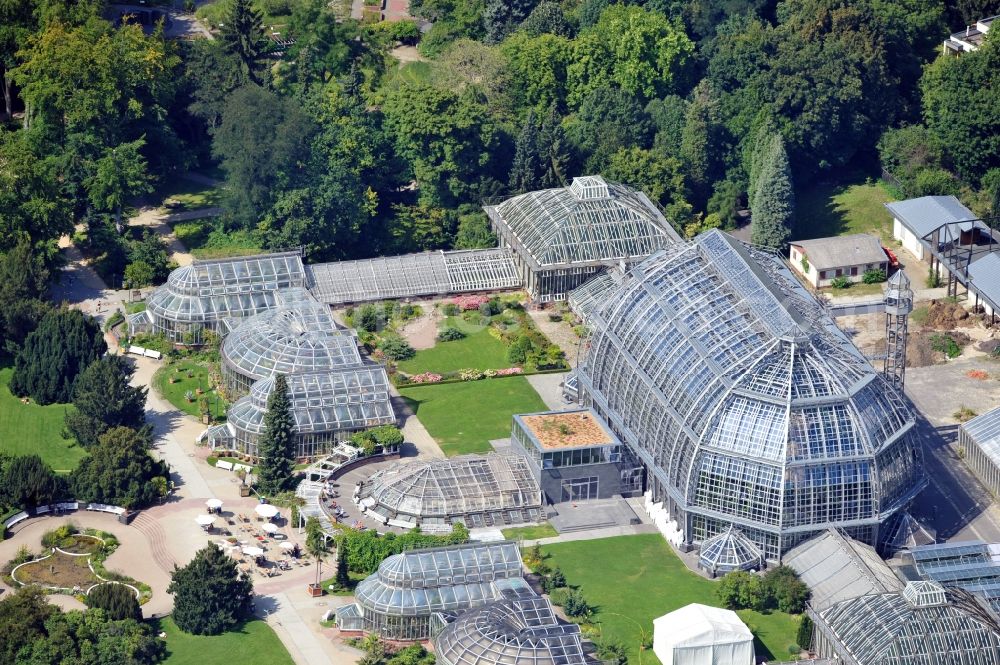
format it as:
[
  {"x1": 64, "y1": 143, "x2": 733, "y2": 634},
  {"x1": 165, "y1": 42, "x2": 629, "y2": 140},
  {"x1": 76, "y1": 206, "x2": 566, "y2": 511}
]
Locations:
[
  {"x1": 789, "y1": 234, "x2": 888, "y2": 287},
  {"x1": 885, "y1": 195, "x2": 978, "y2": 261},
  {"x1": 959, "y1": 406, "x2": 1000, "y2": 498}
]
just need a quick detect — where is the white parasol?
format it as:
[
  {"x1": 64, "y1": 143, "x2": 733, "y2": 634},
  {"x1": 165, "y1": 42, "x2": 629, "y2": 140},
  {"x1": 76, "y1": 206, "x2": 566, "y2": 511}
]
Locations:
[
  {"x1": 206, "y1": 498, "x2": 223, "y2": 509},
  {"x1": 279, "y1": 541, "x2": 296, "y2": 550},
  {"x1": 261, "y1": 522, "x2": 279, "y2": 533},
  {"x1": 195, "y1": 514, "x2": 215, "y2": 526},
  {"x1": 254, "y1": 504, "x2": 279, "y2": 519},
  {"x1": 242, "y1": 546, "x2": 265, "y2": 556}
]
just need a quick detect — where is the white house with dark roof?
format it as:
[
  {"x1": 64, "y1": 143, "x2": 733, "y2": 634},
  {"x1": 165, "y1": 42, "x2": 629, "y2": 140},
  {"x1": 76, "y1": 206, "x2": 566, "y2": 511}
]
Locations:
[
  {"x1": 884, "y1": 195, "x2": 978, "y2": 261},
  {"x1": 943, "y1": 14, "x2": 996, "y2": 55},
  {"x1": 789, "y1": 233, "x2": 888, "y2": 287}
]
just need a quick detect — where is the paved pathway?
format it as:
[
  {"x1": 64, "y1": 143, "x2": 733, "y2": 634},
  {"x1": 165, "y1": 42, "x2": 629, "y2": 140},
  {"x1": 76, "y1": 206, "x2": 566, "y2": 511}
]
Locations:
[{"x1": 129, "y1": 206, "x2": 223, "y2": 267}]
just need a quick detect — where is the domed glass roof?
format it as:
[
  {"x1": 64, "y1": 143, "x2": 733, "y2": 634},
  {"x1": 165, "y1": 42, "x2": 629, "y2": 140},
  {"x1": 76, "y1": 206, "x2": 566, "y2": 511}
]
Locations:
[
  {"x1": 221, "y1": 299, "x2": 361, "y2": 382},
  {"x1": 699, "y1": 525, "x2": 764, "y2": 574},
  {"x1": 576, "y1": 229, "x2": 925, "y2": 559},
  {"x1": 227, "y1": 367, "x2": 395, "y2": 435},
  {"x1": 434, "y1": 596, "x2": 587, "y2": 665},
  {"x1": 485, "y1": 176, "x2": 677, "y2": 269},
  {"x1": 357, "y1": 455, "x2": 540, "y2": 521}
]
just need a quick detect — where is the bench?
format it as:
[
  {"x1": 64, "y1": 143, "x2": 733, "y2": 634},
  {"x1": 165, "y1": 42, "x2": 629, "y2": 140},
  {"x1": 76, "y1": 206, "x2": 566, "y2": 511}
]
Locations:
[{"x1": 216, "y1": 460, "x2": 234, "y2": 471}]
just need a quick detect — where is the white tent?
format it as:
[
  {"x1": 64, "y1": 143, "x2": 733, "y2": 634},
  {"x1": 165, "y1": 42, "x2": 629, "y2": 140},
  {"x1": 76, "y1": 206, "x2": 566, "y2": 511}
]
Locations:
[{"x1": 652, "y1": 603, "x2": 754, "y2": 665}]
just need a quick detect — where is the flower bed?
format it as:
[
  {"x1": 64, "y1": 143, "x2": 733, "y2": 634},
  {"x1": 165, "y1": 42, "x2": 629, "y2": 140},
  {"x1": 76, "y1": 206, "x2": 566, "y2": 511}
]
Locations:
[{"x1": 397, "y1": 366, "x2": 523, "y2": 386}]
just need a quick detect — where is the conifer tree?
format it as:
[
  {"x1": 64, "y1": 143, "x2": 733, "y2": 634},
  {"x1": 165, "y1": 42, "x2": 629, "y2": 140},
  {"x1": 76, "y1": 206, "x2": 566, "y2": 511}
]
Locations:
[
  {"x1": 750, "y1": 133, "x2": 794, "y2": 250},
  {"x1": 509, "y1": 109, "x2": 542, "y2": 193},
  {"x1": 538, "y1": 104, "x2": 569, "y2": 189},
  {"x1": 168, "y1": 544, "x2": 254, "y2": 635},
  {"x1": 333, "y1": 545, "x2": 350, "y2": 591},
  {"x1": 65, "y1": 355, "x2": 148, "y2": 447},
  {"x1": 9, "y1": 308, "x2": 105, "y2": 405},
  {"x1": 221, "y1": 0, "x2": 267, "y2": 85},
  {"x1": 255, "y1": 374, "x2": 295, "y2": 495}
]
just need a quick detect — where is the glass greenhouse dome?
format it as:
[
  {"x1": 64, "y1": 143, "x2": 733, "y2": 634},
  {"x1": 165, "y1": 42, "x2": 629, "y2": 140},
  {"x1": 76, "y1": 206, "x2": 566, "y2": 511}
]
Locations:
[
  {"x1": 220, "y1": 298, "x2": 362, "y2": 396},
  {"x1": 131, "y1": 251, "x2": 307, "y2": 343},
  {"x1": 485, "y1": 176, "x2": 680, "y2": 302},
  {"x1": 575, "y1": 229, "x2": 926, "y2": 561},
  {"x1": 356, "y1": 455, "x2": 543, "y2": 530},
  {"x1": 434, "y1": 596, "x2": 587, "y2": 665},
  {"x1": 215, "y1": 366, "x2": 395, "y2": 459},
  {"x1": 335, "y1": 541, "x2": 525, "y2": 640},
  {"x1": 698, "y1": 525, "x2": 765, "y2": 578}
]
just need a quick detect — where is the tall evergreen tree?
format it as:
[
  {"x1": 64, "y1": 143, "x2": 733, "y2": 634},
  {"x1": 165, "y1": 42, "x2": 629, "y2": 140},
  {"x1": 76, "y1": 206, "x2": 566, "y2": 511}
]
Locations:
[
  {"x1": 538, "y1": 105, "x2": 570, "y2": 188},
  {"x1": 482, "y1": 0, "x2": 538, "y2": 44},
  {"x1": 9, "y1": 308, "x2": 106, "y2": 405},
  {"x1": 255, "y1": 374, "x2": 295, "y2": 495},
  {"x1": 65, "y1": 356, "x2": 148, "y2": 448},
  {"x1": 168, "y1": 544, "x2": 254, "y2": 635},
  {"x1": 85, "y1": 582, "x2": 142, "y2": 621},
  {"x1": 221, "y1": 0, "x2": 268, "y2": 86},
  {"x1": 750, "y1": 133, "x2": 794, "y2": 250},
  {"x1": 509, "y1": 110, "x2": 542, "y2": 193},
  {"x1": 0, "y1": 454, "x2": 63, "y2": 509},
  {"x1": 332, "y1": 544, "x2": 350, "y2": 591},
  {"x1": 0, "y1": 239, "x2": 52, "y2": 357}
]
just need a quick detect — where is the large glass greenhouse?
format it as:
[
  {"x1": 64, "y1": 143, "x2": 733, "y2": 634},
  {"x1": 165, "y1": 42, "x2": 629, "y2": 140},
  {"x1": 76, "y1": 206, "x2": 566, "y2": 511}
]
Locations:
[
  {"x1": 207, "y1": 366, "x2": 395, "y2": 459},
  {"x1": 485, "y1": 176, "x2": 680, "y2": 302},
  {"x1": 130, "y1": 251, "x2": 307, "y2": 343},
  {"x1": 355, "y1": 455, "x2": 543, "y2": 531},
  {"x1": 812, "y1": 582, "x2": 1000, "y2": 664},
  {"x1": 433, "y1": 595, "x2": 587, "y2": 665},
  {"x1": 335, "y1": 541, "x2": 526, "y2": 640},
  {"x1": 574, "y1": 229, "x2": 926, "y2": 561},
  {"x1": 220, "y1": 297, "x2": 362, "y2": 396}
]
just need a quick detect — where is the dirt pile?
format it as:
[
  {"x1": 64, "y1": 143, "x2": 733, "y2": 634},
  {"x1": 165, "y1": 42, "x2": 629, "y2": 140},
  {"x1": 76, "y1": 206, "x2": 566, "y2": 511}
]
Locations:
[
  {"x1": 916, "y1": 299, "x2": 975, "y2": 330},
  {"x1": 907, "y1": 331, "x2": 972, "y2": 367}
]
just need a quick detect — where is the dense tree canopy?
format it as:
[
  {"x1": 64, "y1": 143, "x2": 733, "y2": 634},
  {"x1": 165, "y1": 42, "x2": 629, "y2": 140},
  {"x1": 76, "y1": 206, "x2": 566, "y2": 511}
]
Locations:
[
  {"x1": 169, "y1": 544, "x2": 255, "y2": 635},
  {"x1": 0, "y1": 454, "x2": 64, "y2": 509},
  {"x1": 65, "y1": 356, "x2": 148, "y2": 448},
  {"x1": 71, "y1": 427, "x2": 168, "y2": 509},
  {"x1": 85, "y1": 583, "x2": 143, "y2": 622},
  {"x1": 10, "y1": 307, "x2": 106, "y2": 405}
]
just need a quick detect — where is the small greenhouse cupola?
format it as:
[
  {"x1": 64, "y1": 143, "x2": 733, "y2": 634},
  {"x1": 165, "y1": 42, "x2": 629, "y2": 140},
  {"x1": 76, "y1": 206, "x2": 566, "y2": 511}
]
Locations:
[
  {"x1": 569, "y1": 175, "x2": 610, "y2": 200},
  {"x1": 698, "y1": 525, "x2": 765, "y2": 578},
  {"x1": 902, "y1": 581, "x2": 948, "y2": 608}
]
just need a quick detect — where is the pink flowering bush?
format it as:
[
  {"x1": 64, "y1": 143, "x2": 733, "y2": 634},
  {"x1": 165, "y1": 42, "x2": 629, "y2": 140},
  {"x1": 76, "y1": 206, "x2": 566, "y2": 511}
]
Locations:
[
  {"x1": 452, "y1": 295, "x2": 491, "y2": 311},
  {"x1": 409, "y1": 372, "x2": 443, "y2": 384},
  {"x1": 496, "y1": 367, "x2": 523, "y2": 376}
]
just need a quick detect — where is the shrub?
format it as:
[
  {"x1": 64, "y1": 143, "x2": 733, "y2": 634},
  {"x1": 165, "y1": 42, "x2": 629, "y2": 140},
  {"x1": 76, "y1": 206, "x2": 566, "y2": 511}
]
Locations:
[
  {"x1": 862, "y1": 269, "x2": 886, "y2": 284},
  {"x1": 930, "y1": 334, "x2": 961, "y2": 359},
  {"x1": 563, "y1": 589, "x2": 592, "y2": 619},
  {"x1": 437, "y1": 327, "x2": 466, "y2": 342},
  {"x1": 926, "y1": 269, "x2": 942, "y2": 288},
  {"x1": 595, "y1": 639, "x2": 628, "y2": 665},
  {"x1": 797, "y1": 616, "x2": 814, "y2": 652},
  {"x1": 441, "y1": 303, "x2": 460, "y2": 316},
  {"x1": 369, "y1": 425, "x2": 404, "y2": 450},
  {"x1": 830, "y1": 276, "x2": 851, "y2": 290},
  {"x1": 379, "y1": 334, "x2": 415, "y2": 361},
  {"x1": 86, "y1": 583, "x2": 141, "y2": 621},
  {"x1": 357, "y1": 304, "x2": 379, "y2": 332}
]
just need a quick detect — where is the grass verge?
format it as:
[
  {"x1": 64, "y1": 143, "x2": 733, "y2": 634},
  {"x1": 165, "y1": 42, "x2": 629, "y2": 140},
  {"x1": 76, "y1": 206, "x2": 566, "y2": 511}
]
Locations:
[
  {"x1": 399, "y1": 376, "x2": 547, "y2": 456},
  {"x1": 151, "y1": 617, "x2": 294, "y2": 665},
  {"x1": 501, "y1": 523, "x2": 558, "y2": 541},
  {"x1": 536, "y1": 534, "x2": 802, "y2": 664},
  {"x1": 0, "y1": 367, "x2": 86, "y2": 472},
  {"x1": 397, "y1": 315, "x2": 513, "y2": 374}
]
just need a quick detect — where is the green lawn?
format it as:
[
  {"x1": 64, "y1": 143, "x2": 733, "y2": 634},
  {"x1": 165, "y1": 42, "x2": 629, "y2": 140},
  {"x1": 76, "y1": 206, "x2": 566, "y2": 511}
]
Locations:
[
  {"x1": 537, "y1": 535, "x2": 802, "y2": 665},
  {"x1": 501, "y1": 523, "x2": 558, "y2": 541},
  {"x1": 151, "y1": 617, "x2": 294, "y2": 665},
  {"x1": 0, "y1": 367, "x2": 86, "y2": 472},
  {"x1": 151, "y1": 361, "x2": 229, "y2": 423},
  {"x1": 794, "y1": 180, "x2": 895, "y2": 242},
  {"x1": 154, "y1": 176, "x2": 224, "y2": 212},
  {"x1": 397, "y1": 316, "x2": 513, "y2": 374},
  {"x1": 399, "y1": 377, "x2": 547, "y2": 456}
]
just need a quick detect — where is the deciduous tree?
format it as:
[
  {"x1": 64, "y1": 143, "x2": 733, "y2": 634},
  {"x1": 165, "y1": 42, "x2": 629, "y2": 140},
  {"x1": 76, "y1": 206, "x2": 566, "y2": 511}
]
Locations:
[{"x1": 71, "y1": 427, "x2": 169, "y2": 509}]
